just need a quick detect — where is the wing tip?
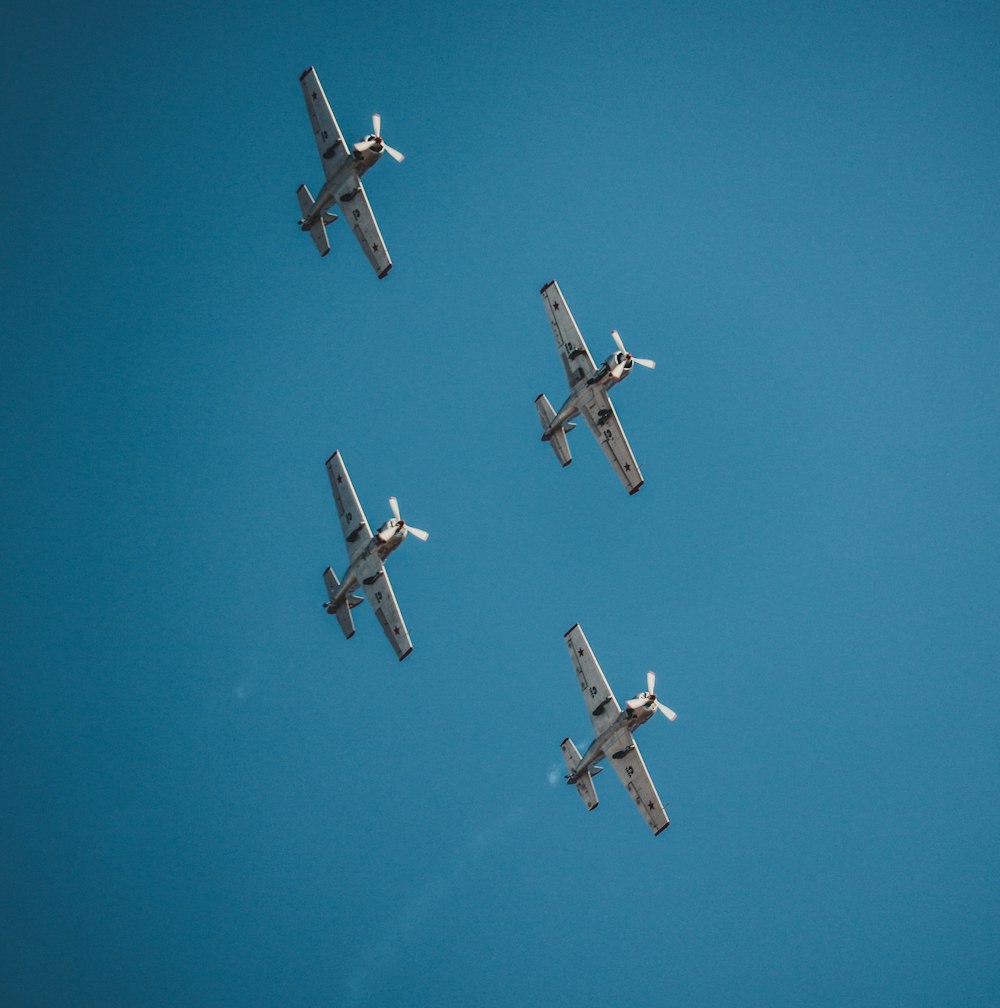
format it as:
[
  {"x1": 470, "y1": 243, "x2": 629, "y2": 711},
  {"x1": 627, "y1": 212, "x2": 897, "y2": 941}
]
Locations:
[
  {"x1": 398, "y1": 645, "x2": 414, "y2": 661},
  {"x1": 540, "y1": 279, "x2": 556, "y2": 294},
  {"x1": 628, "y1": 479, "x2": 645, "y2": 496},
  {"x1": 654, "y1": 820, "x2": 670, "y2": 836},
  {"x1": 378, "y1": 262, "x2": 393, "y2": 279},
  {"x1": 564, "y1": 623, "x2": 581, "y2": 639},
  {"x1": 325, "y1": 450, "x2": 341, "y2": 467},
  {"x1": 299, "y1": 66, "x2": 315, "y2": 82}
]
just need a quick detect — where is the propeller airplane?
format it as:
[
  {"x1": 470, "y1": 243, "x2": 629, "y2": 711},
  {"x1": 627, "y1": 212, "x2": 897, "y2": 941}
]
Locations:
[
  {"x1": 560, "y1": 624, "x2": 676, "y2": 835},
  {"x1": 321, "y1": 452, "x2": 427, "y2": 661},
  {"x1": 534, "y1": 280, "x2": 656, "y2": 494},
  {"x1": 296, "y1": 67, "x2": 404, "y2": 278}
]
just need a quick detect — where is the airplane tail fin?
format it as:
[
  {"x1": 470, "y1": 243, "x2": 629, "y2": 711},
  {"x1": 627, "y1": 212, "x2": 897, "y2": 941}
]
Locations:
[
  {"x1": 297, "y1": 184, "x2": 333, "y2": 257},
  {"x1": 535, "y1": 394, "x2": 573, "y2": 468},
  {"x1": 560, "y1": 738, "x2": 599, "y2": 811},
  {"x1": 323, "y1": 567, "x2": 356, "y2": 639}
]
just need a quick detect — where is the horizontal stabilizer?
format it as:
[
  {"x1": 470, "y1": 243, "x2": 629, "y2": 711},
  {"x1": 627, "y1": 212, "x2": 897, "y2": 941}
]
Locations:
[
  {"x1": 322, "y1": 566, "x2": 340, "y2": 603},
  {"x1": 296, "y1": 183, "x2": 315, "y2": 218},
  {"x1": 308, "y1": 220, "x2": 330, "y2": 257},
  {"x1": 575, "y1": 775, "x2": 599, "y2": 810},
  {"x1": 560, "y1": 738, "x2": 599, "y2": 811},
  {"x1": 297, "y1": 184, "x2": 331, "y2": 257},
  {"x1": 535, "y1": 394, "x2": 572, "y2": 467},
  {"x1": 322, "y1": 567, "x2": 355, "y2": 639},
  {"x1": 548, "y1": 427, "x2": 572, "y2": 467},
  {"x1": 560, "y1": 736, "x2": 581, "y2": 770},
  {"x1": 333, "y1": 602, "x2": 355, "y2": 638},
  {"x1": 534, "y1": 393, "x2": 556, "y2": 430}
]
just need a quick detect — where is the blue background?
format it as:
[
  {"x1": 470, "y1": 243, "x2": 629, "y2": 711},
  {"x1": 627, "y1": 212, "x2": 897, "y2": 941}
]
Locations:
[{"x1": 3, "y1": 2, "x2": 998, "y2": 1005}]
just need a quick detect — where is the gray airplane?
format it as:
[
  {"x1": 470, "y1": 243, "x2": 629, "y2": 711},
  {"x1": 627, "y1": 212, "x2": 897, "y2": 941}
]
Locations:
[
  {"x1": 321, "y1": 452, "x2": 427, "y2": 661},
  {"x1": 296, "y1": 67, "x2": 404, "y2": 277},
  {"x1": 560, "y1": 624, "x2": 677, "y2": 836},
  {"x1": 534, "y1": 280, "x2": 655, "y2": 494}
]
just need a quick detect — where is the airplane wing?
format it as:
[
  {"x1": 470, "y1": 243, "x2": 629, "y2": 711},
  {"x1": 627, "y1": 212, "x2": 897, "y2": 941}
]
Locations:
[
  {"x1": 325, "y1": 452, "x2": 370, "y2": 564},
  {"x1": 565, "y1": 624, "x2": 621, "y2": 735},
  {"x1": 578, "y1": 391, "x2": 644, "y2": 495},
  {"x1": 356, "y1": 553, "x2": 413, "y2": 661},
  {"x1": 300, "y1": 67, "x2": 351, "y2": 180},
  {"x1": 603, "y1": 726, "x2": 670, "y2": 835},
  {"x1": 541, "y1": 280, "x2": 596, "y2": 390},
  {"x1": 337, "y1": 178, "x2": 392, "y2": 279}
]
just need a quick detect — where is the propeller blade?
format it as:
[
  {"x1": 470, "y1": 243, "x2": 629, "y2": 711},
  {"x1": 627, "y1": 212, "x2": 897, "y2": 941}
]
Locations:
[
  {"x1": 372, "y1": 112, "x2": 382, "y2": 137},
  {"x1": 626, "y1": 697, "x2": 646, "y2": 710},
  {"x1": 383, "y1": 143, "x2": 405, "y2": 163},
  {"x1": 647, "y1": 670, "x2": 656, "y2": 694},
  {"x1": 406, "y1": 525, "x2": 430, "y2": 541},
  {"x1": 611, "y1": 329, "x2": 626, "y2": 353},
  {"x1": 611, "y1": 361, "x2": 627, "y2": 380},
  {"x1": 632, "y1": 356, "x2": 656, "y2": 369},
  {"x1": 389, "y1": 496, "x2": 400, "y2": 521},
  {"x1": 354, "y1": 138, "x2": 376, "y2": 154},
  {"x1": 657, "y1": 702, "x2": 678, "y2": 722}
]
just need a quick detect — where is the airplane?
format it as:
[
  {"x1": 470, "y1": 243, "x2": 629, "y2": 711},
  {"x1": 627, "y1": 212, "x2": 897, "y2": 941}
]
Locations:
[
  {"x1": 534, "y1": 280, "x2": 655, "y2": 494},
  {"x1": 296, "y1": 66, "x2": 404, "y2": 278},
  {"x1": 560, "y1": 623, "x2": 677, "y2": 836},
  {"x1": 321, "y1": 451, "x2": 428, "y2": 661}
]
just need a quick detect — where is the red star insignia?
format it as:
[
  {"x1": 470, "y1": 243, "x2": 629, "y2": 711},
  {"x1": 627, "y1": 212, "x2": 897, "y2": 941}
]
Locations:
[
  {"x1": 336, "y1": 475, "x2": 343, "y2": 483},
  {"x1": 577, "y1": 648, "x2": 584, "y2": 656},
  {"x1": 393, "y1": 626, "x2": 400, "y2": 635},
  {"x1": 553, "y1": 302, "x2": 561, "y2": 310}
]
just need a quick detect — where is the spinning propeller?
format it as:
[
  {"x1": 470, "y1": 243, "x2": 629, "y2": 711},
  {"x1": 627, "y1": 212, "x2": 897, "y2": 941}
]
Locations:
[
  {"x1": 388, "y1": 496, "x2": 429, "y2": 541},
  {"x1": 610, "y1": 329, "x2": 656, "y2": 379},
  {"x1": 356, "y1": 113, "x2": 405, "y2": 163},
  {"x1": 625, "y1": 670, "x2": 677, "y2": 721}
]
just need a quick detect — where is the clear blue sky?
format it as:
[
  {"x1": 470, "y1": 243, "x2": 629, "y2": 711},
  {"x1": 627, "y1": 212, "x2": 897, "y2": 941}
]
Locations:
[{"x1": 3, "y1": 2, "x2": 999, "y2": 1005}]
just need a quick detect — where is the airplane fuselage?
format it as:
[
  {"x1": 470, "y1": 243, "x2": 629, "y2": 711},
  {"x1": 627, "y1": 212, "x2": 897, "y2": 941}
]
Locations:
[
  {"x1": 545, "y1": 352, "x2": 634, "y2": 439},
  {"x1": 325, "y1": 520, "x2": 407, "y2": 612},
  {"x1": 302, "y1": 143, "x2": 384, "y2": 230},
  {"x1": 566, "y1": 694, "x2": 657, "y2": 784}
]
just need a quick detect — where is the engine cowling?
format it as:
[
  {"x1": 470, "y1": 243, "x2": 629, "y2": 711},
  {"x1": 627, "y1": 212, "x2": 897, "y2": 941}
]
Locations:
[{"x1": 376, "y1": 520, "x2": 400, "y2": 543}]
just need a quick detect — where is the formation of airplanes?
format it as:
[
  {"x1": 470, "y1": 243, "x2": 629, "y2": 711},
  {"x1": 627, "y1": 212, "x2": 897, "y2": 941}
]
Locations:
[{"x1": 299, "y1": 68, "x2": 678, "y2": 835}]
